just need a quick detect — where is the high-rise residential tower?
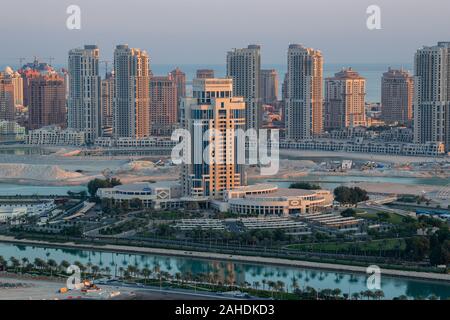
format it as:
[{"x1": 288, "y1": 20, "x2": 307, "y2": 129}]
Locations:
[
  {"x1": 414, "y1": 42, "x2": 450, "y2": 151},
  {"x1": 3, "y1": 67, "x2": 23, "y2": 107},
  {"x1": 286, "y1": 44, "x2": 323, "y2": 140},
  {"x1": 260, "y1": 69, "x2": 278, "y2": 105},
  {"x1": 180, "y1": 78, "x2": 246, "y2": 199},
  {"x1": 150, "y1": 74, "x2": 178, "y2": 135},
  {"x1": 324, "y1": 68, "x2": 367, "y2": 130},
  {"x1": 101, "y1": 72, "x2": 114, "y2": 131},
  {"x1": 113, "y1": 44, "x2": 151, "y2": 138},
  {"x1": 381, "y1": 68, "x2": 414, "y2": 125},
  {"x1": 226, "y1": 45, "x2": 261, "y2": 130},
  {"x1": 170, "y1": 68, "x2": 186, "y2": 101},
  {"x1": 0, "y1": 72, "x2": 15, "y2": 121},
  {"x1": 28, "y1": 73, "x2": 66, "y2": 129},
  {"x1": 68, "y1": 45, "x2": 101, "y2": 142}
]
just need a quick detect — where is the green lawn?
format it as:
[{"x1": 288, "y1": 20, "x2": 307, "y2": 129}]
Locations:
[
  {"x1": 357, "y1": 212, "x2": 405, "y2": 225},
  {"x1": 287, "y1": 238, "x2": 406, "y2": 253}
]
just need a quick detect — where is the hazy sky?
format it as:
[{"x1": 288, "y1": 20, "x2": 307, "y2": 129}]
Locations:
[{"x1": 1, "y1": 0, "x2": 449, "y2": 66}]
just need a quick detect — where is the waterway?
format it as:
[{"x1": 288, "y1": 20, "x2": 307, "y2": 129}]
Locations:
[{"x1": 0, "y1": 242, "x2": 448, "y2": 299}]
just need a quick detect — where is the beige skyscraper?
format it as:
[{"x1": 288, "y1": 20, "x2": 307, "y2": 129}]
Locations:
[
  {"x1": 150, "y1": 74, "x2": 178, "y2": 135},
  {"x1": 226, "y1": 45, "x2": 261, "y2": 130},
  {"x1": 180, "y1": 78, "x2": 246, "y2": 199},
  {"x1": 3, "y1": 67, "x2": 23, "y2": 107},
  {"x1": 68, "y1": 45, "x2": 101, "y2": 142},
  {"x1": 286, "y1": 44, "x2": 323, "y2": 140},
  {"x1": 325, "y1": 68, "x2": 366, "y2": 130},
  {"x1": 101, "y1": 72, "x2": 114, "y2": 130},
  {"x1": 0, "y1": 72, "x2": 15, "y2": 121},
  {"x1": 260, "y1": 69, "x2": 278, "y2": 105},
  {"x1": 28, "y1": 73, "x2": 66, "y2": 129},
  {"x1": 114, "y1": 44, "x2": 150, "y2": 138},
  {"x1": 414, "y1": 42, "x2": 450, "y2": 151},
  {"x1": 381, "y1": 68, "x2": 414, "y2": 125}
]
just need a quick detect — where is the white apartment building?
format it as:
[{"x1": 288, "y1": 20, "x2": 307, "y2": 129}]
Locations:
[
  {"x1": 68, "y1": 45, "x2": 102, "y2": 142},
  {"x1": 414, "y1": 42, "x2": 450, "y2": 152},
  {"x1": 286, "y1": 44, "x2": 323, "y2": 140},
  {"x1": 114, "y1": 44, "x2": 150, "y2": 138},
  {"x1": 0, "y1": 200, "x2": 56, "y2": 223},
  {"x1": 25, "y1": 126, "x2": 86, "y2": 146},
  {"x1": 227, "y1": 45, "x2": 261, "y2": 130}
]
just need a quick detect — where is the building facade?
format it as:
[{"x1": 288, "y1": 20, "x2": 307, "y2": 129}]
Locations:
[
  {"x1": 227, "y1": 45, "x2": 261, "y2": 130},
  {"x1": 225, "y1": 184, "x2": 333, "y2": 216},
  {"x1": 114, "y1": 44, "x2": 151, "y2": 138},
  {"x1": 286, "y1": 44, "x2": 323, "y2": 140},
  {"x1": 0, "y1": 72, "x2": 15, "y2": 121},
  {"x1": 325, "y1": 68, "x2": 366, "y2": 130},
  {"x1": 170, "y1": 67, "x2": 186, "y2": 102},
  {"x1": 414, "y1": 42, "x2": 450, "y2": 152},
  {"x1": 28, "y1": 74, "x2": 66, "y2": 129},
  {"x1": 196, "y1": 69, "x2": 215, "y2": 79},
  {"x1": 260, "y1": 69, "x2": 278, "y2": 105},
  {"x1": 68, "y1": 45, "x2": 102, "y2": 142},
  {"x1": 3, "y1": 67, "x2": 23, "y2": 107},
  {"x1": 381, "y1": 68, "x2": 414, "y2": 125},
  {"x1": 25, "y1": 126, "x2": 86, "y2": 146},
  {"x1": 180, "y1": 78, "x2": 246, "y2": 199},
  {"x1": 101, "y1": 72, "x2": 114, "y2": 131},
  {"x1": 150, "y1": 75, "x2": 178, "y2": 135}
]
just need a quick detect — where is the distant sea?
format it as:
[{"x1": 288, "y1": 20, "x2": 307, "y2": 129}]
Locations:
[{"x1": 2, "y1": 63, "x2": 413, "y2": 103}]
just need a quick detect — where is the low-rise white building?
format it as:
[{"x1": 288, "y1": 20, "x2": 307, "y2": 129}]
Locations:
[
  {"x1": 224, "y1": 184, "x2": 333, "y2": 216},
  {"x1": 25, "y1": 126, "x2": 86, "y2": 146},
  {"x1": 0, "y1": 121, "x2": 25, "y2": 136},
  {"x1": 94, "y1": 137, "x2": 176, "y2": 149},
  {"x1": 97, "y1": 181, "x2": 182, "y2": 210},
  {"x1": 281, "y1": 139, "x2": 445, "y2": 156},
  {"x1": 0, "y1": 199, "x2": 56, "y2": 223}
]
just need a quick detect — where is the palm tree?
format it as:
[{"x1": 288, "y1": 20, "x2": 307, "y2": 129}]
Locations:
[
  {"x1": 374, "y1": 290, "x2": 385, "y2": 300},
  {"x1": 174, "y1": 272, "x2": 182, "y2": 284},
  {"x1": 253, "y1": 281, "x2": 260, "y2": 291},
  {"x1": 9, "y1": 257, "x2": 20, "y2": 273},
  {"x1": 21, "y1": 258, "x2": 29, "y2": 272},
  {"x1": 92, "y1": 265, "x2": 100, "y2": 278},
  {"x1": 262, "y1": 279, "x2": 267, "y2": 291},
  {"x1": 141, "y1": 267, "x2": 151, "y2": 284},
  {"x1": 332, "y1": 288, "x2": 342, "y2": 299},
  {"x1": 0, "y1": 256, "x2": 6, "y2": 268},
  {"x1": 47, "y1": 259, "x2": 58, "y2": 277},
  {"x1": 351, "y1": 292, "x2": 360, "y2": 300},
  {"x1": 276, "y1": 281, "x2": 285, "y2": 298},
  {"x1": 59, "y1": 260, "x2": 70, "y2": 273}
]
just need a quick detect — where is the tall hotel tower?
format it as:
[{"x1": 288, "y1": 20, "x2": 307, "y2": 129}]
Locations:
[
  {"x1": 324, "y1": 68, "x2": 366, "y2": 130},
  {"x1": 68, "y1": 45, "x2": 101, "y2": 142},
  {"x1": 114, "y1": 44, "x2": 150, "y2": 138},
  {"x1": 180, "y1": 78, "x2": 246, "y2": 200},
  {"x1": 414, "y1": 42, "x2": 450, "y2": 151},
  {"x1": 381, "y1": 68, "x2": 414, "y2": 125},
  {"x1": 286, "y1": 44, "x2": 323, "y2": 140},
  {"x1": 226, "y1": 45, "x2": 261, "y2": 130}
]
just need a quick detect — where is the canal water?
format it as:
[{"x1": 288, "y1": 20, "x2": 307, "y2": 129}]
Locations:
[{"x1": 0, "y1": 242, "x2": 449, "y2": 299}]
